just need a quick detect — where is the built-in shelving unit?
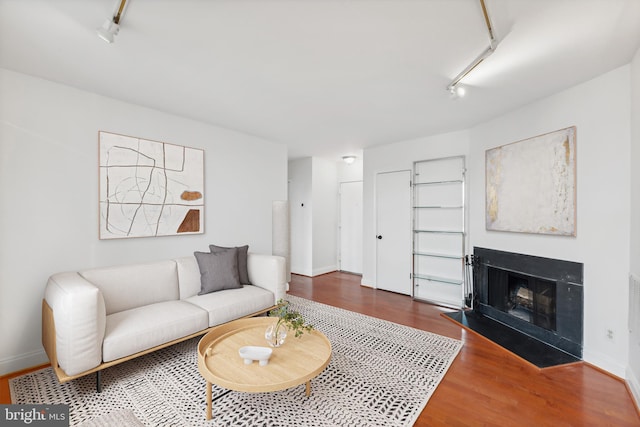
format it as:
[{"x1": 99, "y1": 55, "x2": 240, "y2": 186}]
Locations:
[{"x1": 412, "y1": 156, "x2": 466, "y2": 307}]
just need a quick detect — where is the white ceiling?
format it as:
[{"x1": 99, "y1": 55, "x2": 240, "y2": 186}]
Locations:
[{"x1": 1, "y1": 0, "x2": 639, "y2": 160}]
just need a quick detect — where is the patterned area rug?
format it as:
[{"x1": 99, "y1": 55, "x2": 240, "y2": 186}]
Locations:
[
  {"x1": 10, "y1": 295, "x2": 462, "y2": 426},
  {"x1": 76, "y1": 409, "x2": 145, "y2": 427}
]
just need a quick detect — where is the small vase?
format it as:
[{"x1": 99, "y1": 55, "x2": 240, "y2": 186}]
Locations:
[{"x1": 265, "y1": 322, "x2": 288, "y2": 347}]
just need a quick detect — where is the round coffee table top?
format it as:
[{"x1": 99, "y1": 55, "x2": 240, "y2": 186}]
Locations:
[{"x1": 197, "y1": 317, "x2": 332, "y2": 393}]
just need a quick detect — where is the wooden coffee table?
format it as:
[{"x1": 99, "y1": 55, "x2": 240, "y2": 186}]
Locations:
[{"x1": 197, "y1": 317, "x2": 332, "y2": 420}]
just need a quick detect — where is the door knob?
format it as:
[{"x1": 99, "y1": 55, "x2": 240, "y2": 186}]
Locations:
[{"x1": 376, "y1": 235, "x2": 383, "y2": 240}]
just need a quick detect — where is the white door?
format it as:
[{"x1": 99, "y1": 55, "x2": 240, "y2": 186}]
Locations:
[
  {"x1": 339, "y1": 181, "x2": 363, "y2": 274},
  {"x1": 376, "y1": 170, "x2": 412, "y2": 295}
]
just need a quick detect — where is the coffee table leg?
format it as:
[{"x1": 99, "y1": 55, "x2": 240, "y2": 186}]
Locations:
[
  {"x1": 305, "y1": 380, "x2": 311, "y2": 397},
  {"x1": 206, "y1": 381, "x2": 212, "y2": 420}
]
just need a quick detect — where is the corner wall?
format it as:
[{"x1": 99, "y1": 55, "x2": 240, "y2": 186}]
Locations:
[
  {"x1": 0, "y1": 69, "x2": 287, "y2": 375},
  {"x1": 288, "y1": 157, "x2": 338, "y2": 276},
  {"x1": 468, "y1": 65, "x2": 631, "y2": 377},
  {"x1": 288, "y1": 158, "x2": 313, "y2": 275},
  {"x1": 312, "y1": 158, "x2": 338, "y2": 276},
  {"x1": 628, "y1": 47, "x2": 640, "y2": 406}
]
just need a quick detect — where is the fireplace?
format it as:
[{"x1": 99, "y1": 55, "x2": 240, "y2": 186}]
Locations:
[{"x1": 473, "y1": 247, "x2": 583, "y2": 358}]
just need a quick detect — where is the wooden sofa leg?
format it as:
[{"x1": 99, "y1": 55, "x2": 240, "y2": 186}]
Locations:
[{"x1": 96, "y1": 371, "x2": 102, "y2": 393}]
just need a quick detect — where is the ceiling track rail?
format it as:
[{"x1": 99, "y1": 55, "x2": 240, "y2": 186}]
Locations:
[
  {"x1": 114, "y1": 0, "x2": 128, "y2": 25},
  {"x1": 446, "y1": 0, "x2": 498, "y2": 92}
]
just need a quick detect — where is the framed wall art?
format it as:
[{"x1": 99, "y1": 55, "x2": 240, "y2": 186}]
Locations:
[
  {"x1": 485, "y1": 126, "x2": 576, "y2": 236},
  {"x1": 99, "y1": 131, "x2": 204, "y2": 239}
]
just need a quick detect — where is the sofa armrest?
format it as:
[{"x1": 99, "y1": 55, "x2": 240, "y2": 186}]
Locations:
[
  {"x1": 44, "y1": 272, "x2": 106, "y2": 377},
  {"x1": 247, "y1": 254, "x2": 287, "y2": 302}
]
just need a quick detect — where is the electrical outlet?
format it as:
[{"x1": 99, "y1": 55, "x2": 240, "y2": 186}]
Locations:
[{"x1": 606, "y1": 329, "x2": 614, "y2": 340}]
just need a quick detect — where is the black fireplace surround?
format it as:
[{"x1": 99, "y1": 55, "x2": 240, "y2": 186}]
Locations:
[{"x1": 473, "y1": 247, "x2": 584, "y2": 358}]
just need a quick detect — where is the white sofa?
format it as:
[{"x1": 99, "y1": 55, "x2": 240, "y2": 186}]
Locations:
[{"x1": 42, "y1": 253, "x2": 286, "y2": 387}]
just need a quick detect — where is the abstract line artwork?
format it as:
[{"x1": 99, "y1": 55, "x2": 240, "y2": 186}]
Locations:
[
  {"x1": 99, "y1": 131, "x2": 204, "y2": 239},
  {"x1": 486, "y1": 126, "x2": 576, "y2": 236}
]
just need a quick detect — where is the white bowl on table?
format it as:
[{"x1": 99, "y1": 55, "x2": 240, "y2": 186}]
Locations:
[{"x1": 239, "y1": 346, "x2": 273, "y2": 366}]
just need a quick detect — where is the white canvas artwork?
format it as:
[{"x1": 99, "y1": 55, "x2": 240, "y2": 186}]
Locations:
[
  {"x1": 485, "y1": 127, "x2": 576, "y2": 236},
  {"x1": 99, "y1": 131, "x2": 204, "y2": 239}
]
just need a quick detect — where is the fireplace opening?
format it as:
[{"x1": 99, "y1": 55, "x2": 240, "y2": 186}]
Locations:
[{"x1": 487, "y1": 268, "x2": 556, "y2": 331}]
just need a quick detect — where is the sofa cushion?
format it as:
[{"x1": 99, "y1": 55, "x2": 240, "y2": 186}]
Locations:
[
  {"x1": 194, "y1": 250, "x2": 242, "y2": 295},
  {"x1": 185, "y1": 285, "x2": 275, "y2": 327},
  {"x1": 210, "y1": 244, "x2": 250, "y2": 285},
  {"x1": 80, "y1": 260, "x2": 179, "y2": 315},
  {"x1": 102, "y1": 300, "x2": 208, "y2": 362},
  {"x1": 175, "y1": 256, "x2": 201, "y2": 300}
]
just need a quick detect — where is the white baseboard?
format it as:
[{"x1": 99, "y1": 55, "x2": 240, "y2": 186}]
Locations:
[
  {"x1": 582, "y1": 349, "x2": 626, "y2": 378},
  {"x1": 311, "y1": 265, "x2": 338, "y2": 277},
  {"x1": 627, "y1": 366, "x2": 640, "y2": 409},
  {"x1": 291, "y1": 266, "x2": 312, "y2": 277},
  {"x1": 0, "y1": 349, "x2": 48, "y2": 376},
  {"x1": 360, "y1": 277, "x2": 375, "y2": 288},
  {"x1": 291, "y1": 266, "x2": 337, "y2": 277}
]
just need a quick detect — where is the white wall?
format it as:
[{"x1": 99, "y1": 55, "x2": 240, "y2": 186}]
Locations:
[
  {"x1": 468, "y1": 65, "x2": 631, "y2": 377},
  {"x1": 287, "y1": 157, "x2": 338, "y2": 276},
  {"x1": 337, "y1": 153, "x2": 364, "y2": 274},
  {"x1": 312, "y1": 158, "x2": 338, "y2": 276},
  {"x1": 337, "y1": 151, "x2": 364, "y2": 183},
  {"x1": 0, "y1": 68, "x2": 287, "y2": 375},
  {"x1": 362, "y1": 130, "x2": 471, "y2": 287},
  {"x1": 628, "y1": 48, "x2": 640, "y2": 405},
  {"x1": 288, "y1": 158, "x2": 313, "y2": 275}
]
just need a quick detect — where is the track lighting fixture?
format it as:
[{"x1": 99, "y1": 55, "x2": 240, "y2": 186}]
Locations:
[
  {"x1": 97, "y1": 0, "x2": 128, "y2": 44},
  {"x1": 446, "y1": 0, "x2": 498, "y2": 96}
]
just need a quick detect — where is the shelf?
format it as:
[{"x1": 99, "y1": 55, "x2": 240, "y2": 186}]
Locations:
[
  {"x1": 413, "y1": 274, "x2": 462, "y2": 286},
  {"x1": 413, "y1": 180, "x2": 463, "y2": 186},
  {"x1": 414, "y1": 205, "x2": 463, "y2": 209},
  {"x1": 412, "y1": 156, "x2": 466, "y2": 305},
  {"x1": 413, "y1": 252, "x2": 462, "y2": 260},
  {"x1": 413, "y1": 229, "x2": 464, "y2": 235},
  {"x1": 413, "y1": 296, "x2": 462, "y2": 310}
]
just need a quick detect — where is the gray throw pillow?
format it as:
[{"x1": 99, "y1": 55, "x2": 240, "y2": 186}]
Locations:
[
  {"x1": 194, "y1": 249, "x2": 242, "y2": 295},
  {"x1": 209, "y1": 244, "x2": 250, "y2": 285}
]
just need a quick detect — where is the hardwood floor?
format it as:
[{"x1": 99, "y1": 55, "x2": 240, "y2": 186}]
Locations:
[
  {"x1": 288, "y1": 271, "x2": 640, "y2": 427},
  {"x1": 0, "y1": 364, "x2": 48, "y2": 405},
  {"x1": 2, "y1": 271, "x2": 638, "y2": 426}
]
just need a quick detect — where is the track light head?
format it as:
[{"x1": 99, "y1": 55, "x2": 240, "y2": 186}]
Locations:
[
  {"x1": 97, "y1": 18, "x2": 119, "y2": 43},
  {"x1": 448, "y1": 85, "x2": 466, "y2": 99},
  {"x1": 97, "y1": 0, "x2": 128, "y2": 44}
]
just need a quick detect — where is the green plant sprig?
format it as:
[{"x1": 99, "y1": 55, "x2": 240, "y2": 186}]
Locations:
[{"x1": 269, "y1": 299, "x2": 314, "y2": 338}]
